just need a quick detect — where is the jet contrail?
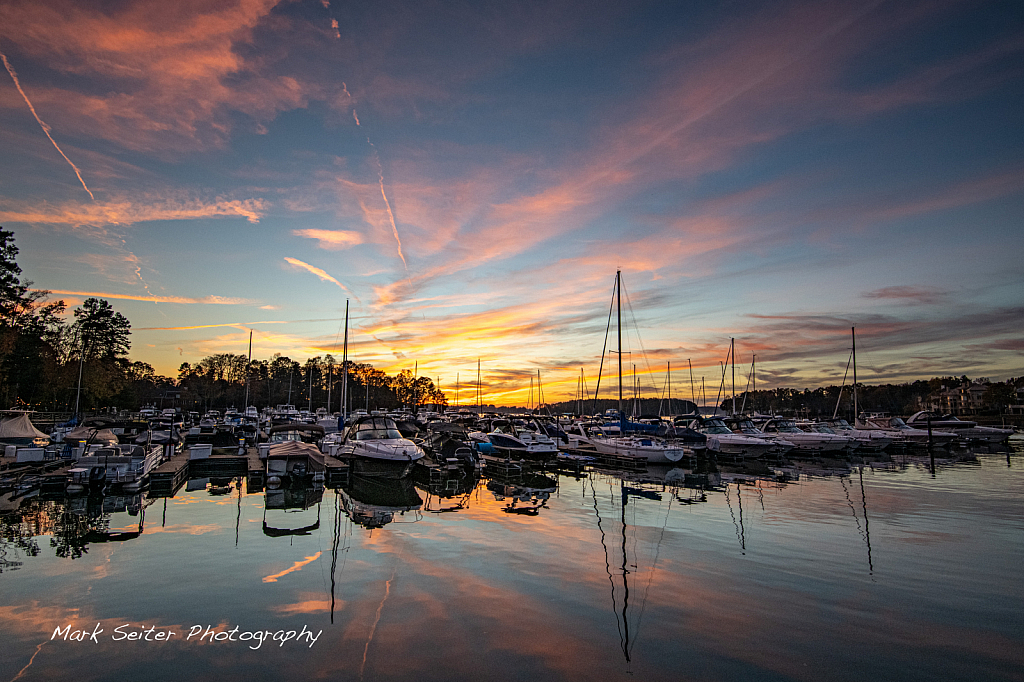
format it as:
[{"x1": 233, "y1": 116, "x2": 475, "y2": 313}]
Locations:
[
  {"x1": 370, "y1": 144, "x2": 407, "y2": 269},
  {"x1": 350, "y1": 107, "x2": 407, "y2": 269},
  {"x1": 1, "y1": 52, "x2": 95, "y2": 201},
  {"x1": 285, "y1": 257, "x2": 351, "y2": 291}
]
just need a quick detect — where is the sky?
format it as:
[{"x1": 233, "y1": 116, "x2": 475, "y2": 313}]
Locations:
[{"x1": 0, "y1": 0, "x2": 1021, "y2": 407}]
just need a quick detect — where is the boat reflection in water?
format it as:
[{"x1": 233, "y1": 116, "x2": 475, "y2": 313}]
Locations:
[
  {"x1": 413, "y1": 466, "x2": 480, "y2": 514},
  {"x1": 338, "y1": 475, "x2": 422, "y2": 529},
  {"x1": 263, "y1": 485, "x2": 323, "y2": 538},
  {"x1": 485, "y1": 470, "x2": 557, "y2": 515}
]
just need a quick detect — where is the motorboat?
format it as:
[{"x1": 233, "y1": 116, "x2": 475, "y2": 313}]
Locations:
[
  {"x1": 688, "y1": 416, "x2": 776, "y2": 458},
  {"x1": 481, "y1": 418, "x2": 559, "y2": 463},
  {"x1": 756, "y1": 418, "x2": 852, "y2": 454},
  {"x1": 905, "y1": 411, "x2": 1013, "y2": 444},
  {"x1": 66, "y1": 443, "x2": 166, "y2": 493},
  {"x1": 584, "y1": 422, "x2": 689, "y2": 463},
  {"x1": 723, "y1": 416, "x2": 794, "y2": 456},
  {"x1": 264, "y1": 440, "x2": 326, "y2": 488},
  {"x1": 858, "y1": 414, "x2": 958, "y2": 448},
  {"x1": 821, "y1": 418, "x2": 893, "y2": 452},
  {"x1": 331, "y1": 414, "x2": 425, "y2": 477}
]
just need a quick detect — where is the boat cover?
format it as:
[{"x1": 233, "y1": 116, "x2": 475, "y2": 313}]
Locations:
[
  {"x1": 0, "y1": 413, "x2": 49, "y2": 443},
  {"x1": 63, "y1": 426, "x2": 120, "y2": 443},
  {"x1": 265, "y1": 440, "x2": 326, "y2": 466}
]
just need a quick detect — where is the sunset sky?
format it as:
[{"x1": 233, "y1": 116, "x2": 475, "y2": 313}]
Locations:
[{"x1": 1, "y1": 0, "x2": 1021, "y2": 406}]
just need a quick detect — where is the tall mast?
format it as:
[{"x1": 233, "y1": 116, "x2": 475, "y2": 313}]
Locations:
[
  {"x1": 731, "y1": 338, "x2": 736, "y2": 417},
  {"x1": 243, "y1": 329, "x2": 252, "y2": 415},
  {"x1": 688, "y1": 358, "x2": 695, "y2": 407},
  {"x1": 477, "y1": 359, "x2": 481, "y2": 413},
  {"x1": 341, "y1": 300, "x2": 349, "y2": 422},
  {"x1": 617, "y1": 270, "x2": 623, "y2": 429},
  {"x1": 852, "y1": 327, "x2": 858, "y2": 421}
]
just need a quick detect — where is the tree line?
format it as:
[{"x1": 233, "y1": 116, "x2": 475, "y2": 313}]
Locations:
[
  {"x1": 177, "y1": 354, "x2": 446, "y2": 413},
  {"x1": 0, "y1": 228, "x2": 446, "y2": 415}
]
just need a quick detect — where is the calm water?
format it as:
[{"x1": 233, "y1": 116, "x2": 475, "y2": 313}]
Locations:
[{"x1": 2, "y1": 446, "x2": 1022, "y2": 682}]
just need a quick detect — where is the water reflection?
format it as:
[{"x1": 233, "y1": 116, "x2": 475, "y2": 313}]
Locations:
[
  {"x1": 339, "y1": 475, "x2": 422, "y2": 529},
  {"x1": 263, "y1": 486, "x2": 322, "y2": 537},
  {"x1": 485, "y1": 470, "x2": 557, "y2": 516},
  {"x1": 0, "y1": 447, "x2": 1021, "y2": 682}
]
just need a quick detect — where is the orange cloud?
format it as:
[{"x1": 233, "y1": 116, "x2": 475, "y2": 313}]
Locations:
[
  {"x1": 262, "y1": 551, "x2": 322, "y2": 583},
  {"x1": 41, "y1": 289, "x2": 259, "y2": 305},
  {"x1": 293, "y1": 228, "x2": 365, "y2": 249},
  {"x1": 0, "y1": 196, "x2": 267, "y2": 227}
]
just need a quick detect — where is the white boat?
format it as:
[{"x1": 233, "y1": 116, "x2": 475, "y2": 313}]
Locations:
[
  {"x1": 689, "y1": 416, "x2": 776, "y2": 458},
  {"x1": 332, "y1": 415, "x2": 424, "y2": 477},
  {"x1": 483, "y1": 418, "x2": 560, "y2": 463},
  {"x1": 822, "y1": 418, "x2": 893, "y2": 452},
  {"x1": 66, "y1": 444, "x2": 165, "y2": 493},
  {"x1": 859, "y1": 414, "x2": 958, "y2": 447},
  {"x1": 724, "y1": 416, "x2": 795, "y2": 455},
  {"x1": 905, "y1": 411, "x2": 1013, "y2": 444},
  {"x1": 757, "y1": 418, "x2": 852, "y2": 453},
  {"x1": 587, "y1": 430, "x2": 689, "y2": 463}
]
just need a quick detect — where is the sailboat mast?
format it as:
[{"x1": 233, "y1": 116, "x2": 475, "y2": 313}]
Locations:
[
  {"x1": 617, "y1": 270, "x2": 623, "y2": 428},
  {"x1": 731, "y1": 338, "x2": 736, "y2": 417},
  {"x1": 852, "y1": 327, "x2": 858, "y2": 421},
  {"x1": 243, "y1": 329, "x2": 252, "y2": 414},
  {"x1": 341, "y1": 300, "x2": 349, "y2": 422}
]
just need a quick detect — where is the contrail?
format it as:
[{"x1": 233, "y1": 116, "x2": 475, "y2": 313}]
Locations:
[
  {"x1": 1, "y1": 52, "x2": 95, "y2": 201},
  {"x1": 360, "y1": 554, "x2": 401, "y2": 680},
  {"x1": 285, "y1": 257, "x2": 351, "y2": 292},
  {"x1": 371, "y1": 145, "x2": 407, "y2": 269},
  {"x1": 351, "y1": 107, "x2": 407, "y2": 269}
]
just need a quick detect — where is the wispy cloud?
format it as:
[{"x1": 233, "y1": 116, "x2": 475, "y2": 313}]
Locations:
[
  {"x1": 0, "y1": 196, "x2": 267, "y2": 227},
  {"x1": 42, "y1": 289, "x2": 260, "y2": 306},
  {"x1": 293, "y1": 228, "x2": 364, "y2": 249},
  {"x1": 862, "y1": 286, "x2": 946, "y2": 305}
]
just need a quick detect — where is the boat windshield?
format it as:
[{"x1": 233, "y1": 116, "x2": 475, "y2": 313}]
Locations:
[
  {"x1": 833, "y1": 419, "x2": 852, "y2": 429},
  {"x1": 352, "y1": 417, "x2": 403, "y2": 440},
  {"x1": 812, "y1": 424, "x2": 838, "y2": 434},
  {"x1": 890, "y1": 418, "x2": 910, "y2": 428},
  {"x1": 733, "y1": 419, "x2": 762, "y2": 434},
  {"x1": 701, "y1": 419, "x2": 733, "y2": 435},
  {"x1": 773, "y1": 420, "x2": 803, "y2": 433}
]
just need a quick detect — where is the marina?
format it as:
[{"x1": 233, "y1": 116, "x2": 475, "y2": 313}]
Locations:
[{"x1": 1, "y1": 431, "x2": 1022, "y2": 681}]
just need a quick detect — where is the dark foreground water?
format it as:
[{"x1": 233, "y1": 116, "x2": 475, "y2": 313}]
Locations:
[{"x1": 2, "y1": 445, "x2": 1022, "y2": 682}]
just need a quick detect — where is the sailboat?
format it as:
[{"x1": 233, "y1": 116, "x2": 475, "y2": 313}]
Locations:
[{"x1": 585, "y1": 271, "x2": 690, "y2": 464}]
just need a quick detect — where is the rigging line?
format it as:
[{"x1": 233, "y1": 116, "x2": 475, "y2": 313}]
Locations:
[
  {"x1": 833, "y1": 350, "x2": 853, "y2": 420},
  {"x1": 619, "y1": 277, "x2": 661, "y2": 401},
  {"x1": 724, "y1": 484, "x2": 744, "y2": 554},
  {"x1": 629, "y1": 492, "x2": 673, "y2": 657},
  {"x1": 592, "y1": 278, "x2": 617, "y2": 414}
]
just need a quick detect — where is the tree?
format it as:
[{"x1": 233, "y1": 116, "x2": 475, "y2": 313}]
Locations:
[
  {"x1": 0, "y1": 229, "x2": 67, "y2": 407},
  {"x1": 73, "y1": 298, "x2": 131, "y2": 361}
]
